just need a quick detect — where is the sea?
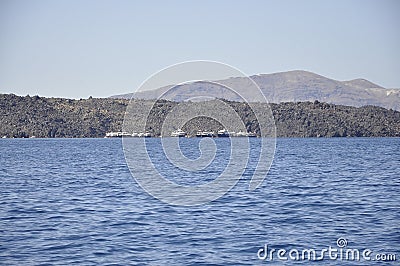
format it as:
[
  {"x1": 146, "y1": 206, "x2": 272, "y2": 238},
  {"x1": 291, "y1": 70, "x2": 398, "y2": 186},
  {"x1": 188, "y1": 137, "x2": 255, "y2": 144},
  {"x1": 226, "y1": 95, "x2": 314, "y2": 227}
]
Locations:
[{"x1": 0, "y1": 138, "x2": 399, "y2": 265}]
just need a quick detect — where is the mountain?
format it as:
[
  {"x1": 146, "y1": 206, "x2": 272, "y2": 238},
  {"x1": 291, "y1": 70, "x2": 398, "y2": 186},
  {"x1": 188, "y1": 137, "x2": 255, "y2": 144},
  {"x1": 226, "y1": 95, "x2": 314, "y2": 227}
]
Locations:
[{"x1": 110, "y1": 70, "x2": 400, "y2": 110}]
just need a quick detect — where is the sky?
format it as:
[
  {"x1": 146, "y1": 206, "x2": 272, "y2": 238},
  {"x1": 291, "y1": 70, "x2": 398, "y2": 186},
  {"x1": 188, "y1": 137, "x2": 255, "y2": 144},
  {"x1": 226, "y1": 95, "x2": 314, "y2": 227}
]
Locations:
[{"x1": 0, "y1": 0, "x2": 399, "y2": 99}]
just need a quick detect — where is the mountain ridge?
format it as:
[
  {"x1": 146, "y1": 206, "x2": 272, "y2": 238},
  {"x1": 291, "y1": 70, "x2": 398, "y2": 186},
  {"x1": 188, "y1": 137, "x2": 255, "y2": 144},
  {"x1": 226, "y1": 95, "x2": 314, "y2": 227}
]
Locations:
[{"x1": 110, "y1": 70, "x2": 400, "y2": 110}]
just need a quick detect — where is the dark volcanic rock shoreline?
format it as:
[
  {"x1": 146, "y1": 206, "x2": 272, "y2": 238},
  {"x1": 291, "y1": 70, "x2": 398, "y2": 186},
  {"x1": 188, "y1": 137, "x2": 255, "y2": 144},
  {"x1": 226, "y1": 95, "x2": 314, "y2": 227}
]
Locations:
[{"x1": 1, "y1": 94, "x2": 399, "y2": 138}]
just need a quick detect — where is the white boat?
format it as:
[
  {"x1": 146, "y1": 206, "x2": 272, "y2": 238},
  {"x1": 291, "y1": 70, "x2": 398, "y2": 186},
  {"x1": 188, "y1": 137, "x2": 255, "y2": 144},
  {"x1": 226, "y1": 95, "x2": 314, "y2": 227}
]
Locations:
[
  {"x1": 247, "y1": 132, "x2": 257, "y2": 137},
  {"x1": 234, "y1": 131, "x2": 247, "y2": 137},
  {"x1": 142, "y1": 132, "x2": 152, "y2": 138},
  {"x1": 234, "y1": 131, "x2": 257, "y2": 137},
  {"x1": 196, "y1": 131, "x2": 215, "y2": 137},
  {"x1": 105, "y1": 132, "x2": 120, "y2": 138},
  {"x1": 105, "y1": 131, "x2": 134, "y2": 138},
  {"x1": 217, "y1": 129, "x2": 230, "y2": 137},
  {"x1": 121, "y1": 132, "x2": 132, "y2": 137},
  {"x1": 171, "y1": 129, "x2": 186, "y2": 137},
  {"x1": 131, "y1": 132, "x2": 152, "y2": 137}
]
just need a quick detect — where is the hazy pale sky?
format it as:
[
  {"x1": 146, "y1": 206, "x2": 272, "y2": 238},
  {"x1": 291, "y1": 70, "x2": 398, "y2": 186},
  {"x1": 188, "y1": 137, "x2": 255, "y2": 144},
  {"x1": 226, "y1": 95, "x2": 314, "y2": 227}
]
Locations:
[{"x1": 0, "y1": 0, "x2": 399, "y2": 98}]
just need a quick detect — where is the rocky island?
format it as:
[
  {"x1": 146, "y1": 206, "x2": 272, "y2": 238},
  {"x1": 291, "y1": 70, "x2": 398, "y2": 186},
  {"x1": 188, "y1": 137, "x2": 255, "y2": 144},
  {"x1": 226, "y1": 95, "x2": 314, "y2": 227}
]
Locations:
[{"x1": 1, "y1": 93, "x2": 399, "y2": 138}]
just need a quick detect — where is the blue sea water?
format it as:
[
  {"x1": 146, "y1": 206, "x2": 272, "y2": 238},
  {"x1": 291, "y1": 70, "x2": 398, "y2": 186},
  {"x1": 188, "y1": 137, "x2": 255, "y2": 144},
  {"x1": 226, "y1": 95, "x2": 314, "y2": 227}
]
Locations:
[{"x1": 0, "y1": 138, "x2": 399, "y2": 265}]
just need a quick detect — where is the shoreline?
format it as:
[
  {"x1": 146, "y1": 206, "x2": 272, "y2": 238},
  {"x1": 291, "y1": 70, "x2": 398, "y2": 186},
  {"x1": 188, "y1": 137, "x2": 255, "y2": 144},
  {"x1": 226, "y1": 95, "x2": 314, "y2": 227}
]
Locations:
[{"x1": 2, "y1": 136, "x2": 400, "y2": 139}]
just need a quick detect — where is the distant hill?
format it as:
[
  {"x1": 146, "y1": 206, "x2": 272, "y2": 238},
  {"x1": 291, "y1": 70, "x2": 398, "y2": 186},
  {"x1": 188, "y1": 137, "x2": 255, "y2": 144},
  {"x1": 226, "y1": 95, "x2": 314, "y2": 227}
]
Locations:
[{"x1": 110, "y1": 70, "x2": 400, "y2": 110}]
